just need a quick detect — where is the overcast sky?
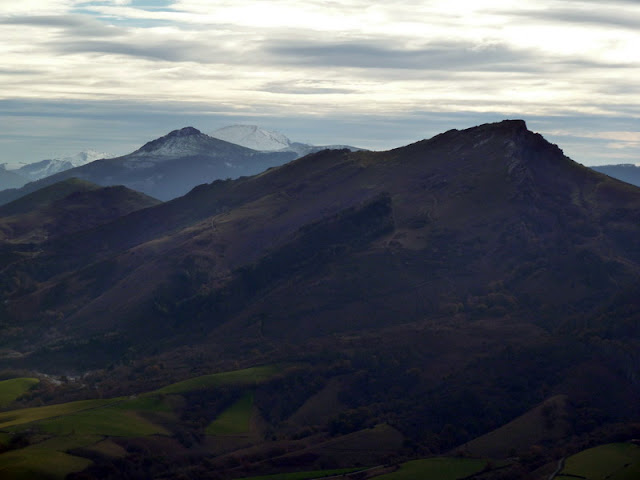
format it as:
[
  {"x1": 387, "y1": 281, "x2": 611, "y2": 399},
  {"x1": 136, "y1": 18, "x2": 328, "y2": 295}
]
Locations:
[{"x1": 1, "y1": 0, "x2": 639, "y2": 166}]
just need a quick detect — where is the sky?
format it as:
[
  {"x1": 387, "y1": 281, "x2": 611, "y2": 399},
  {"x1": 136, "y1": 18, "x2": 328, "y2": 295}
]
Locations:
[{"x1": 1, "y1": 0, "x2": 639, "y2": 166}]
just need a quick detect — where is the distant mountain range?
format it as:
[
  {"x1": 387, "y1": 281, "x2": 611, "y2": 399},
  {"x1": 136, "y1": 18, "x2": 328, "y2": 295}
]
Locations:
[
  {"x1": 211, "y1": 124, "x2": 363, "y2": 157},
  {"x1": 1, "y1": 150, "x2": 111, "y2": 190},
  {"x1": 14, "y1": 149, "x2": 112, "y2": 182},
  {"x1": 0, "y1": 127, "x2": 298, "y2": 203},
  {"x1": 0, "y1": 167, "x2": 27, "y2": 191},
  {"x1": 0, "y1": 126, "x2": 362, "y2": 204},
  {"x1": 591, "y1": 163, "x2": 640, "y2": 187},
  {"x1": 1, "y1": 125, "x2": 635, "y2": 208}
]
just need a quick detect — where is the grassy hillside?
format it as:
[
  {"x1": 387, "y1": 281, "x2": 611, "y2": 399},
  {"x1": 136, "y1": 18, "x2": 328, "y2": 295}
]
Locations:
[
  {"x1": 376, "y1": 457, "x2": 488, "y2": 480},
  {"x1": 0, "y1": 444, "x2": 92, "y2": 480},
  {"x1": 0, "y1": 398, "x2": 119, "y2": 430},
  {"x1": 0, "y1": 378, "x2": 39, "y2": 408},
  {"x1": 206, "y1": 392, "x2": 254, "y2": 435},
  {"x1": 154, "y1": 365, "x2": 282, "y2": 395},
  {"x1": 558, "y1": 443, "x2": 640, "y2": 480},
  {"x1": 459, "y1": 395, "x2": 569, "y2": 458},
  {"x1": 0, "y1": 365, "x2": 636, "y2": 480},
  {"x1": 0, "y1": 365, "x2": 284, "y2": 479}
]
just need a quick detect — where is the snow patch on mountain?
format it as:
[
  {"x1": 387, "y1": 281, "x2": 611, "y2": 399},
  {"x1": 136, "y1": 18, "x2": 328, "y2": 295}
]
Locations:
[
  {"x1": 16, "y1": 150, "x2": 112, "y2": 181},
  {"x1": 211, "y1": 125, "x2": 366, "y2": 157},
  {"x1": 211, "y1": 125, "x2": 293, "y2": 152}
]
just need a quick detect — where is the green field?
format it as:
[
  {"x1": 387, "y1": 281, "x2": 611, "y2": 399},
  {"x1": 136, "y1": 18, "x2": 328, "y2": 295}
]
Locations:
[
  {"x1": 0, "y1": 398, "x2": 120, "y2": 430},
  {"x1": 0, "y1": 397, "x2": 167, "y2": 479},
  {"x1": 560, "y1": 443, "x2": 640, "y2": 480},
  {"x1": 0, "y1": 432, "x2": 100, "y2": 480},
  {"x1": 0, "y1": 365, "x2": 282, "y2": 479},
  {"x1": 376, "y1": 457, "x2": 488, "y2": 480},
  {"x1": 83, "y1": 438, "x2": 127, "y2": 458},
  {"x1": 206, "y1": 392, "x2": 254, "y2": 435},
  {"x1": 154, "y1": 365, "x2": 281, "y2": 395},
  {"x1": 0, "y1": 378, "x2": 39, "y2": 408},
  {"x1": 37, "y1": 405, "x2": 168, "y2": 437},
  {"x1": 113, "y1": 393, "x2": 175, "y2": 413},
  {"x1": 0, "y1": 445, "x2": 92, "y2": 480},
  {"x1": 0, "y1": 366, "x2": 278, "y2": 434},
  {"x1": 237, "y1": 467, "x2": 365, "y2": 480}
]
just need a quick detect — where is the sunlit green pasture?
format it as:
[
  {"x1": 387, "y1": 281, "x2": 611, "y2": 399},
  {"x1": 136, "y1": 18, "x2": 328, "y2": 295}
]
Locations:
[
  {"x1": 560, "y1": 443, "x2": 640, "y2": 480},
  {"x1": 0, "y1": 378, "x2": 39, "y2": 408},
  {"x1": 0, "y1": 365, "x2": 282, "y2": 478},
  {"x1": 0, "y1": 397, "x2": 167, "y2": 478},
  {"x1": 154, "y1": 365, "x2": 282, "y2": 395},
  {"x1": 206, "y1": 392, "x2": 253, "y2": 435},
  {"x1": 83, "y1": 438, "x2": 127, "y2": 458},
  {"x1": 114, "y1": 393, "x2": 175, "y2": 412},
  {"x1": 0, "y1": 444, "x2": 92, "y2": 480},
  {"x1": 0, "y1": 398, "x2": 120, "y2": 430},
  {"x1": 37, "y1": 406, "x2": 168, "y2": 437}
]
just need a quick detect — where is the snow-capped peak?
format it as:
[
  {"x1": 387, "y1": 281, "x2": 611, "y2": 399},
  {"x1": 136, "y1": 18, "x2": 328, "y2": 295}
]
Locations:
[
  {"x1": 211, "y1": 125, "x2": 293, "y2": 152},
  {"x1": 132, "y1": 127, "x2": 213, "y2": 158},
  {"x1": 66, "y1": 149, "x2": 111, "y2": 166}
]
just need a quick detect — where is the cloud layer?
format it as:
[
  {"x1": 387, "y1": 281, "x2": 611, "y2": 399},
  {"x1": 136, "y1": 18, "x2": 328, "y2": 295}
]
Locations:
[{"x1": 1, "y1": 1, "x2": 638, "y2": 165}]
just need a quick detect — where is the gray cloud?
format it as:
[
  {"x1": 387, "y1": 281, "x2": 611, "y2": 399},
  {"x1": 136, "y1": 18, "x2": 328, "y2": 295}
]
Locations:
[
  {"x1": 0, "y1": 68, "x2": 45, "y2": 75},
  {"x1": 563, "y1": 0, "x2": 640, "y2": 5},
  {"x1": 260, "y1": 81, "x2": 356, "y2": 95},
  {"x1": 499, "y1": 7, "x2": 640, "y2": 30},
  {"x1": 0, "y1": 14, "x2": 121, "y2": 37},
  {"x1": 266, "y1": 40, "x2": 540, "y2": 72},
  {"x1": 51, "y1": 37, "x2": 229, "y2": 63},
  {"x1": 48, "y1": 33, "x2": 538, "y2": 72},
  {"x1": 598, "y1": 83, "x2": 640, "y2": 96},
  {"x1": 265, "y1": 39, "x2": 632, "y2": 74},
  {"x1": 20, "y1": 29, "x2": 636, "y2": 77}
]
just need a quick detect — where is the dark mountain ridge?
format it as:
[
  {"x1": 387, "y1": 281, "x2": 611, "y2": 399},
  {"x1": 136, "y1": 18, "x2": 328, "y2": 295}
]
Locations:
[
  {"x1": 2, "y1": 119, "x2": 638, "y2": 354},
  {"x1": 0, "y1": 120, "x2": 638, "y2": 478}
]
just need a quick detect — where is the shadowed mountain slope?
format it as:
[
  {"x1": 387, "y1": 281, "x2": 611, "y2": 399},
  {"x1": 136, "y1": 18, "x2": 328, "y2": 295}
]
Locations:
[
  {"x1": 0, "y1": 178, "x2": 102, "y2": 217},
  {"x1": 0, "y1": 179, "x2": 160, "y2": 291},
  {"x1": 0, "y1": 178, "x2": 160, "y2": 244}
]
